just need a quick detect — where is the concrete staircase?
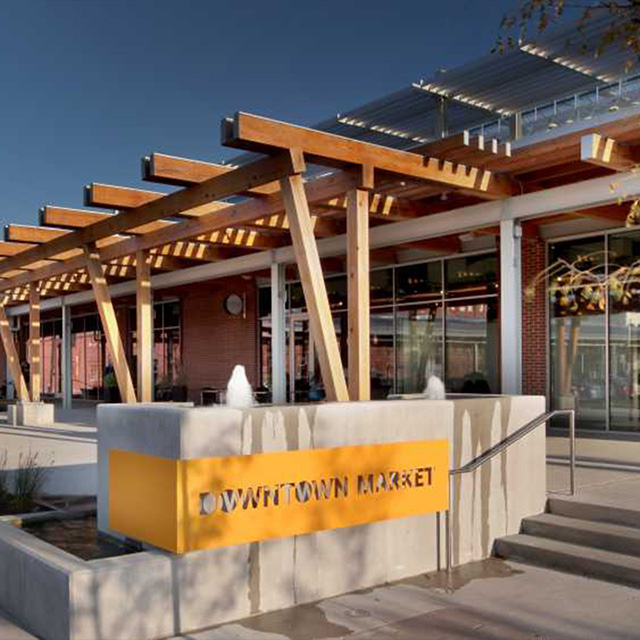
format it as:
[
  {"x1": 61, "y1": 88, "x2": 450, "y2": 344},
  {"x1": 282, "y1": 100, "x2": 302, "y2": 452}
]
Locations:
[{"x1": 495, "y1": 497, "x2": 640, "y2": 587}]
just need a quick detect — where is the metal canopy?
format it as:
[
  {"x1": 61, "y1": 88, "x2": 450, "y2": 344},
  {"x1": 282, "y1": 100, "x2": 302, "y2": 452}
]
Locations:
[{"x1": 316, "y1": 15, "x2": 633, "y2": 149}]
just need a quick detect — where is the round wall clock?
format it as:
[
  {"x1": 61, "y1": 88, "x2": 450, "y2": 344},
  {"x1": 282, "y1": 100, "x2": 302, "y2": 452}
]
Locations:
[{"x1": 224, "y1": 293, "x2": 244, "y2": 316}]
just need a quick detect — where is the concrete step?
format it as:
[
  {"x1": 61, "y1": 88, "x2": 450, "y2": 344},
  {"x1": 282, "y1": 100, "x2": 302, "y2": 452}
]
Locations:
[
  {"x1": 522, "y1": 513, "x2": 640, "y2": 557},
  {"x1": 548, "y1": 497, "x2": 640, "y2": 529},
  {"x1": 495, "y1": 533, "x2": 640, "y2": 587}
]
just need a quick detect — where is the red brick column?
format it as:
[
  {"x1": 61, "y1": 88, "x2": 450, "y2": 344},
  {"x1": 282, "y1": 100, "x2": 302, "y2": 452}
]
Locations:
[{"x1": 522, "y1": 236, "x2": 548, "y2": 397}]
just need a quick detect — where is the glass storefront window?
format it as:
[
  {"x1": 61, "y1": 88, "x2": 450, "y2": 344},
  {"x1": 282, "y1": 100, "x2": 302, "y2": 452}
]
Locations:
[
  {"x1": 396, "y1": 303, "x2": 443, "y2": 394},
  {"x1": 259, "y1": 251, "x2": 499, "y2": 401},
  {"x1": 258, "y1": 287, "x2": 271, "y2": 318},
  {"x1": 71, "y1": 314, "x2": 105, "y2": 400},
  {"x1": 549, "y1": 238, "x2": 607, "y2": 430},
  {"x1": 445, "y1": 300, "x2": 500, "y2": 393},
  {"x1": 446, "y1": 254, "x2": 498, "y2": 298},
  {"x1": 326, "y1": 276, "x2": 348, "y2": 311},
  {"x1": 395, "y1": 262, "x2": 442, "y2": 305},
  {"x1": 370, "y1": 268, "x2": 394, "y2": 307},
  {"x1": 371, "y1": 307, "x2": 394, "y2": 399},
  {"x1": 151, "y1": 301, "x2": 182, "y2": 395},
  {"x1": 609, "y1": 232, "x2": 640, "y2": 432},
  {"x1": 41, "y1": 319, "x2": 62, "y2": 396}
]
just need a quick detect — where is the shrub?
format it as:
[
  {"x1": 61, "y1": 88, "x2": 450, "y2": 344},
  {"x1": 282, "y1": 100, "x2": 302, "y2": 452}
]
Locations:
[{"x1": 12, "y1": 450, "x2": 50, "y2": 513}]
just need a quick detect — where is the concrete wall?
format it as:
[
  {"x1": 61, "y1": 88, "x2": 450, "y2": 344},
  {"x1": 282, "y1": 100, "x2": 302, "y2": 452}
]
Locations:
[{"x1": 451, "y1": 396, "x2": 546, "y2": 566}]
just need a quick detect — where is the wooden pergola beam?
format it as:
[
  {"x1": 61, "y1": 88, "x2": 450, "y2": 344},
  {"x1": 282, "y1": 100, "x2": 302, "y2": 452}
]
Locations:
[
  {"x1": 0, "y1": 152, "x2": 301, "y2": 277},
  {"x1": 581, "y1": 133, "x2": 640, "y2": 172},
  {"x1": 6, "y1": 224, "x2": 67, "y2": 244},
  {"x1": 314, "y1": 192, "x2": 429, "y2": 222},
  {"x1": 86, "y1": 183, "x2": 234, "y2": 220},
  {"x1": 0, "y1": 302, "x2": 29, "y2": 401},
  {"x1": 143, "y1": 152, "x2": 280, "y2": 196},
  {"x1": 83, "y1": 245, "x2": 137, "y2": 403},
  {"x1": 0, "y1": 165, "x2": 357, "y2": 293},
  {"x1": 0, "y1": 241, "x2": 39, "y2": 256},
  {"x1": 412, "y1": 131, "x2": 511, "y2": 163},
  {"x1": 89, "y1": 178, "x2": 344, "y2": 237},
  {"x1": 223, "y1": 112, "x2": 518, "y2": 199},
  {"x1": 280, "y1": 174, "x2": 349, "y2": 402},
  {"x1": 42, "y1": 206, "x2": 285, "y2": 250}
]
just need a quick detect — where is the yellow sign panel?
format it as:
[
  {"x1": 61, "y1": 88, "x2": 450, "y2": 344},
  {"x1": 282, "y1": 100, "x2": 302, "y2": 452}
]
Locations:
[{"x1": 109, "y1": 440, "x2": 449, "y2": 554}]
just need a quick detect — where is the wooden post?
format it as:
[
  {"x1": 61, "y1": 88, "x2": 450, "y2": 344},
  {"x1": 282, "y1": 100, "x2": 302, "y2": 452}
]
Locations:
[
  {"x1": 83, "y1": 245, "x2": 137, "y2": 404},
  {"x1": 280, "y1": 174, "x2": 349, "y2": 402},
  {"x1": 28, "y1": 285, "x2": 41, "y2": 402},
  {"x1": 0, "y1": 302, "x2": 29, "y2": 401},
  {"x1": 136, "y1": 249, "x2": 153, "y2": 402},
  {"x1": 347, "y1": 189, "x2": 370, "y2": 400}
]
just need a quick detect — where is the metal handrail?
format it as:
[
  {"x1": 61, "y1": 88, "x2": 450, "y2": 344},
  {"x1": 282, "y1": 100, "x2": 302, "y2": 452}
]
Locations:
[{"x1": 445, "y1": 409, "x2": 575, "y2": 572}]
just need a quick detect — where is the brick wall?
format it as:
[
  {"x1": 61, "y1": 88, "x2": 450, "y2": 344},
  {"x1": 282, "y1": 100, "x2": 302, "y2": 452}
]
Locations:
[
  {"x1": 177, "y1": 276, "x2": 259, "y2": 403},
  {"x1": 522, "y1": 236, "x2": 548, "y2": 398}
]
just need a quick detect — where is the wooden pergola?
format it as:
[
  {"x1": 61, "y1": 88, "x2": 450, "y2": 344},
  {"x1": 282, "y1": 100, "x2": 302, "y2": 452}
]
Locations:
[{"x1": 1, "y1": 110, "x2": 638, "y2": 405}]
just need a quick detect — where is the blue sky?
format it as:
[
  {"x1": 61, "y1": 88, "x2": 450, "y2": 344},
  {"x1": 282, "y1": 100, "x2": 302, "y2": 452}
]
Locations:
[{"x1": 0, "y1": 0, "x2": 517, "y2": 225}]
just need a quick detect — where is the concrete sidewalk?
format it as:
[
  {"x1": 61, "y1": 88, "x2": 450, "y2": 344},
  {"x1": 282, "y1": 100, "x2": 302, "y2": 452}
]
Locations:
[{"x1": 170, "y1": 558, "x2": 640, "y2": 640}]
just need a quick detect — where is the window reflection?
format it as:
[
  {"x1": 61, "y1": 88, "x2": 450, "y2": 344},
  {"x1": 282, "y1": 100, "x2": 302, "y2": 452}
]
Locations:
[
  {"x1": 396, "y1": 304, "x2": 443, "y2": 394},
  {"x1": 446, "y1": 254, "x2": 498, "y2": 299},
  {"x1": 371, "y1": 307, "x2": 394, "y2": 399},
  {"x1": 445, "y1": 300, "x2": 499, "y2": 394},
  {"x1": 259, "y1": 252, "x2": 500, "y2": 402},
  {"x1": 549, "y1": 239, "x2": 606, "y2": 430},
  {"x1": 609, "y1": 233, "x2": 640, "y2": 432}
]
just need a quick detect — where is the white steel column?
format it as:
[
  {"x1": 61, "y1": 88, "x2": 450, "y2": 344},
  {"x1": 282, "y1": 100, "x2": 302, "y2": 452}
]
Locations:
[
  {"x1": 62, "y1": 303, "x2": 72, "y2": 410},
  {"x1": 270, "y1": 262, "x2": 287, "y2": 405},
  {"x1": 500, "y1": 217, "x2": 522, "y2": 394}
]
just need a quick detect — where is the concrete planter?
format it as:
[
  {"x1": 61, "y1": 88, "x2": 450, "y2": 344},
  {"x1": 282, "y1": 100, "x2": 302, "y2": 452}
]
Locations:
[{"x1": 6, "y1": 401, "x2": 54, "y2": 427}]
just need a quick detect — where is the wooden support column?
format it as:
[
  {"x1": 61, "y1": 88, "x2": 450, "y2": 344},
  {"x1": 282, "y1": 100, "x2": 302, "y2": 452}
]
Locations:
[
  {"x1": 83, "y1": 245, "x2": 137, "y2": 404},
  {"x1": 28, "y1": 285, "x2": 41, "y2": 402},
  {"x1": 136, "y1": 249, "x2": 153, "y2": 402},
  {"x1": 0, "y1": 302, "x2": 29, "y2": 401},
  {"x1": 347, "y1": 188, "x2": 371, "y2": 400},
  {"x1": 280, "y1": 173, "x2": 349, "y2": 402}
]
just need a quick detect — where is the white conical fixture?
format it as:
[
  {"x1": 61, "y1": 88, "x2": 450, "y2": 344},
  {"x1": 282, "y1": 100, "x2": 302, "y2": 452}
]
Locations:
[
  {"x1": 226, "y1": 365, "x2": 254, "y2": 408},
  {"x1": 424, "y1": 375, "x2": 446, "y2": 400}
]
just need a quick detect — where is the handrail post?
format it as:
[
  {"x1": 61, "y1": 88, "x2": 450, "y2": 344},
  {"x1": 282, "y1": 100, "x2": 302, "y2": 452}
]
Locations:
[
  {"x1": 569, "y1": 409, "x2": 576, "y2": 496},
  {"x1": 445, "y1": 473, "x2": 453, "y2": 573}
]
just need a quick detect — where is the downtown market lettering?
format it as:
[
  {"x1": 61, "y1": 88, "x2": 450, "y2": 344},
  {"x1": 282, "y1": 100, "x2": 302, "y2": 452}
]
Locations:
[
  {"x1": 199, "y1": 466, "x2": 434, "y2": 516},
  {"x1": 109, "y1": 440, "x2": 449, "y2": 552}
]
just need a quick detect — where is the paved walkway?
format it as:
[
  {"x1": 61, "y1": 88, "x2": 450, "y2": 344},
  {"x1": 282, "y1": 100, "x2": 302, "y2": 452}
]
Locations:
[{"x1": 169, "y1": 558, "x2": 640, "y2": 640}]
